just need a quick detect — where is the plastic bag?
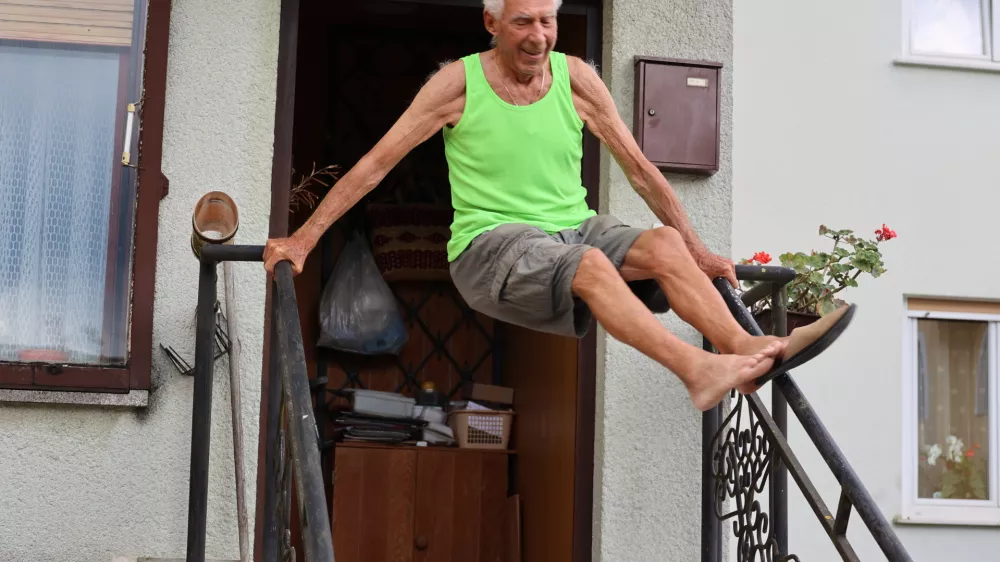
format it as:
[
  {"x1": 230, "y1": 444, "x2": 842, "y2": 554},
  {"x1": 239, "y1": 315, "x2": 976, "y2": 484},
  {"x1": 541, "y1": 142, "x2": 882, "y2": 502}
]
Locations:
[{"x1": 318, "y1": 232, "x2": 408, "y2": 355}]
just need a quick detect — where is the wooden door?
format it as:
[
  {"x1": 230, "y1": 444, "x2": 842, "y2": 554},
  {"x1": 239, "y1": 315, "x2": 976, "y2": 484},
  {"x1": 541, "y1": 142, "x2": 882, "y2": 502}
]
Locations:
[
  {"x1": 333, "y1": 446, "x2": 417, "y2": 562},
  {"x1": 413, "y1": 449, "x2": 508, "y2": 562}
]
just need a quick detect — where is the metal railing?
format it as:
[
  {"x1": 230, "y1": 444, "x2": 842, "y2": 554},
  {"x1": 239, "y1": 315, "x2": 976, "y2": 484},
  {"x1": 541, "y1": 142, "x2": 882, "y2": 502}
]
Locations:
[
  {"x1": 701, "y1": 264, "x2": 912, "y2": 562},
  {"x1": 185, "y1": 244, "x2": 334, "y2": 562}
]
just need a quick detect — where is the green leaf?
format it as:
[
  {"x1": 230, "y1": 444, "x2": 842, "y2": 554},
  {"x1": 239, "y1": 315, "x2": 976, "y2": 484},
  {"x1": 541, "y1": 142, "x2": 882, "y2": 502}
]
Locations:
[
  {"x1": 818, "y1": 296, "x2": 838, "y2": 316},
  {"x1": 845, "y1": 278, "x2": 859, "y2": 288}
]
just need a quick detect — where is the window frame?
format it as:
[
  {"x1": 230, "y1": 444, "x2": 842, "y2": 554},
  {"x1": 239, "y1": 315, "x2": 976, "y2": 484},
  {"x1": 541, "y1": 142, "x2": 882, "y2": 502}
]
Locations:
[
  {"x1": 900, "y1": 307, "x2": 1000, "y2": 526},
  {"x1": 0, "y1": 0, "x2": 170, "y2": 394},
  {"x1": 898, "y1": 0, "x2": 1000, "y2": 72}
]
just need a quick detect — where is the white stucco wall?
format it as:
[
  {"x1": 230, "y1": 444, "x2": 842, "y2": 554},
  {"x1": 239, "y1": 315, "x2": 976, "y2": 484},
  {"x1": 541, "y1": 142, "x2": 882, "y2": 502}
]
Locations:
[
  {"x1": 733, "y1": 0, "x2": 1000, "y2": 560},
  {"x1": 0, "y1": 1, "x2": 278, "y2": 560},
  {"x1": 594, "y1": 0, "x2": 733, "y2": 559}
]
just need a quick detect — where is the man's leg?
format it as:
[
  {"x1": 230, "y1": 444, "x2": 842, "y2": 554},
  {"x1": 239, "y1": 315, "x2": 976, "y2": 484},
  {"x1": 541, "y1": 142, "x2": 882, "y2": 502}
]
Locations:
[
  {"x1": 571, "y1": 248, "x2": 782, "y2": 411},
  {"x1": 618, "y1": 226, "x2": 785, "y2": 358}
]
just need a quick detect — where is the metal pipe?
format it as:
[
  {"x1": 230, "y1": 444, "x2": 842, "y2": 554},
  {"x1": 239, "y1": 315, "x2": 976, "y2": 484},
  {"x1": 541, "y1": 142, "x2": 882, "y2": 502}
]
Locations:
[
  {"x1": 740, "y1": 282, "x2": 772, "y2": 308},
  {"x1": 260, "y1": 296, "x2": 282, "y2": 562},
  {"x1": 701, "y1": 337, "x2": 723, "y2": 562},
  {"x1": 734, "y1": 264, "x2": 796, "y2": 284},
  {"x1": 201, "y1": 244, "x2": 265, "y2": 262},
  {"x1": 273, "y1": 261, "x2": 335, "y2": 562},
  {"x1": 185, "y1": 259, "x2": 218, "y2": 562},
  {"x1": 770, "y1": 283, "x2": 788, "y2": 556},
  {"x1": 776, "y1": 376, "x2": 913, "y2": 562}
]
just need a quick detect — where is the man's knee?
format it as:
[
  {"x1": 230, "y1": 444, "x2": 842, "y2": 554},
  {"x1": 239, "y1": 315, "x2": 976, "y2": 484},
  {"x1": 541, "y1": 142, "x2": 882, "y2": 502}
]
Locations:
[
  {"x1": 635, "y1": 225, "x2": 690, "y2": 273},
  {"x1": 572, "y1": 248, "x2": 619, "y2": 298}
]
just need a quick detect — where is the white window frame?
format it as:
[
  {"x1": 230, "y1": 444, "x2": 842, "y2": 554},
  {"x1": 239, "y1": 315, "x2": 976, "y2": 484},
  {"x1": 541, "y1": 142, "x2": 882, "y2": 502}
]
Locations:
[
  {"x1": 897, "y1": 0, "x2": 1000, "y2": 73},
  {"x1": 900, "y1": 308, "x2": 1000, "y2": 526}
]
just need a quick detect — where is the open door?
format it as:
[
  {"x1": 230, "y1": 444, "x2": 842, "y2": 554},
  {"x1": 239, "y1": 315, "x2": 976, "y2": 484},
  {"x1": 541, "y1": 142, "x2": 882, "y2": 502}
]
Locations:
[{"x1": 271, "y1": 1, "x2": 605, "y2": 560}]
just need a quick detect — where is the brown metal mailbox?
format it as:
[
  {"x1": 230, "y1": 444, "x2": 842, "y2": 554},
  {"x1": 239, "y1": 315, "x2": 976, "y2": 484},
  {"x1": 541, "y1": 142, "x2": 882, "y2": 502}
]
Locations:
[{"x1": 633, "y1": 56, "x2": 722, "y2": 175}]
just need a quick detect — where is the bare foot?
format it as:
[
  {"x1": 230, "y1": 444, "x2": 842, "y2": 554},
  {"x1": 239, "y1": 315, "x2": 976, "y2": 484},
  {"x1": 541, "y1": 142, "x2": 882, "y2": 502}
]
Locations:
[
  {"x1": 687, "y1": 343, "x2": 783, "y2": 411},
  {"x1": 730, "y1": 334, "x2": 789, "y2": 360}
]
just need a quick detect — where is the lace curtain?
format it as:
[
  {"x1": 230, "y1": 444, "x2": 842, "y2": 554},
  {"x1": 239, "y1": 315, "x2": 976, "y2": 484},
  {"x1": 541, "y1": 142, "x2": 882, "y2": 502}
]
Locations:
[{"x1": 0, "y1": 43, "x2": 120, "y2": 364}]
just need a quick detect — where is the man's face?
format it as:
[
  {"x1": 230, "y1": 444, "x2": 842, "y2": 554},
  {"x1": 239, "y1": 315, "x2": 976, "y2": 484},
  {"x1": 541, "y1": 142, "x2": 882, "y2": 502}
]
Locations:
[{"x1": 486, "y1": 0, "x2": 558, "y2": 76}]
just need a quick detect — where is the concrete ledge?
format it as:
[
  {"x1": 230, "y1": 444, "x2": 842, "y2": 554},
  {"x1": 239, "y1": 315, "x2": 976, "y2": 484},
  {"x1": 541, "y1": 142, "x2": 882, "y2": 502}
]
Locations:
[{"x1": 0, "y1": 389, "x2": 149, "y2": 408}]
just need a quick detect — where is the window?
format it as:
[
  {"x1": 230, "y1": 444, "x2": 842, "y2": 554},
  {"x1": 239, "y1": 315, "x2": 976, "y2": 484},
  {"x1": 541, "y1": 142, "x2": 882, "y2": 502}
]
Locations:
[
  {"x1": 900, "y1": 0, "x2": 1000, "y2": 70},
  {"x1": 0, "y1": 0, "x2": 169, "y2": 393},
  {"x1": 902, "y1": 298, "x2": 1000, "y2": 525}
]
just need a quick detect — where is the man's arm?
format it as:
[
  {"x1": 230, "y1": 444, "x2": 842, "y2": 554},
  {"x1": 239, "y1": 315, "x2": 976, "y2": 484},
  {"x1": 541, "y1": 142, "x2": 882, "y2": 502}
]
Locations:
[
  {"x1": 566, "y1": 56, "x2": 737, "y2": 287},
  {"x1": 263, "y1": 60, "x2": 467, "y2": 274}
]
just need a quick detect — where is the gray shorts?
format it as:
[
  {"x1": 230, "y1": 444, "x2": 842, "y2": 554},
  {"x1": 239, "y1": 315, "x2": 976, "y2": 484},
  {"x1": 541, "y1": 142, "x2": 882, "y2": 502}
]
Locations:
[{"x1": 449, "y1": 215, "x2": 669, "y2": 338}]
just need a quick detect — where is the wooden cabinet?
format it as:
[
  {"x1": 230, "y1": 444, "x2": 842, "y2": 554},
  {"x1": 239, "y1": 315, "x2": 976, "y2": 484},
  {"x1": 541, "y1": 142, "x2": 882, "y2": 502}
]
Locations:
[{"x1": 332, "y1": 443, "x2": 510, "y2": 562}]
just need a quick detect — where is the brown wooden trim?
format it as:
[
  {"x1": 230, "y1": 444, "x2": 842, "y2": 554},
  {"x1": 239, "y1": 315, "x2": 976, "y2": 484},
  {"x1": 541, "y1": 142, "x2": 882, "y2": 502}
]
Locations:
[
  {"x1": 907, "y1": 297, "x2": 1000, "y2": 315},
  {"x1": 32, "y1": 365, "x2": 130, "y2": 390},
  {"x1": 126, "y1": 0, "x2": 171, "y2": 391},
  {"x1": 0, "y1": 365, "x2": 33, "y2": 386},
  {"x1": 255, "y1": 0, "x2": 299, "y2": 557}
]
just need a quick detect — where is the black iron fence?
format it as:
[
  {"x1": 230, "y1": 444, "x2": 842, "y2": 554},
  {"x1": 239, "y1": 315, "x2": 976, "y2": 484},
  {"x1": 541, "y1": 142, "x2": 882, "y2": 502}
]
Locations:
[
  {"x1": 702, "y1": 264, "x2": 912, "y2": 562},
  {"x1": 185, "y1": 244, "x2": 334, "y2": 562}
]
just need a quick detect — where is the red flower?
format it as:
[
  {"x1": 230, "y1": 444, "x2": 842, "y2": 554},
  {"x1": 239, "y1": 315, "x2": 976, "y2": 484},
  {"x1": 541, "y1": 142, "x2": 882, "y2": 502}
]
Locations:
[
  {"x1": 875, "y1": 224, "x2": 897, "y2": 242},
  {"x1": 966, "y1": 450, "x2": 975, "y2": 457},
  {"x1": 749, "y1": 251, "x2": 772, "y2": 265}
]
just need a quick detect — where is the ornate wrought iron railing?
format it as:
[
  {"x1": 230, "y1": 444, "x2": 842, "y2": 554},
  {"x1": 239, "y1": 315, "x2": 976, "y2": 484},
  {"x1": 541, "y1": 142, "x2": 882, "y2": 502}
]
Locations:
[
  {"x1": 185, "y1": 244, "x2": 334, "y2": 562},
  {"x1": 701, "y1": 264, "x2": 912, "y2": 562}
]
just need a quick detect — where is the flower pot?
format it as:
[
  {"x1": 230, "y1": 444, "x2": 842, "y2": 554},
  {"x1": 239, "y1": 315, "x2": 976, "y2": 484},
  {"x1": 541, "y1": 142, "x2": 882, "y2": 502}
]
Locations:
[{"x1": 752, "y1": 308, "x2": 821, "y2": 335}]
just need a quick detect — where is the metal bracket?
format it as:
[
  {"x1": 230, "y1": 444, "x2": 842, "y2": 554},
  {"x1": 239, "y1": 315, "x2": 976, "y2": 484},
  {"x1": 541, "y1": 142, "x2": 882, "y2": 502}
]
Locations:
[
  {"x1": 121, "y1": 101, "x2": 140, "y2": 168},
  {"x1": 161, "y1": 302, "x2": 232, "y2": 376}
]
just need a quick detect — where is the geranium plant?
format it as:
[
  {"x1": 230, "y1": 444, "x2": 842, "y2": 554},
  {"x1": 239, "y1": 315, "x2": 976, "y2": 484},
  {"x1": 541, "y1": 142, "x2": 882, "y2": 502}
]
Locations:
[
  {"x1": 740, "y1": 224, "x2": 897, "y2": 317},
  {"x1": 919, "y1": 435, "x2": 987, "y2": 500}
]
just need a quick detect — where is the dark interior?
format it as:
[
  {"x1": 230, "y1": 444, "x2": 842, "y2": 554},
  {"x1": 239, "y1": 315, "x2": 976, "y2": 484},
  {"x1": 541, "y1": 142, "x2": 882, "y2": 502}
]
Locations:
[{"x1": 286, "y1": 1, "x2": 602, "y2": 559}]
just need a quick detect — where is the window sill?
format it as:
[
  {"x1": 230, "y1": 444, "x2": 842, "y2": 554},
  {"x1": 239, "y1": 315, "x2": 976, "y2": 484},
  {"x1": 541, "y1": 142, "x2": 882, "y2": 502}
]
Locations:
[
  {"x1": 893, "y1": 56, "x2": 1000, "y2": 74},
  {"x1": 894, "y1": 512, "x2": 1000, "y2": 528},
  {"x1": 0, "y1": 388, "x2": 148, "y2": 408}
]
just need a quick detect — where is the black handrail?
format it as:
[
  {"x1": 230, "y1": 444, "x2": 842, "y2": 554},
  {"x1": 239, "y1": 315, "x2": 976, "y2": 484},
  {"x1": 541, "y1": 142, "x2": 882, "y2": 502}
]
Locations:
[
  {"x1": 702, "y1": 265, "x2": 912, "y2": 562},
  {"x1": 186, "y1": 244, "x2": 334, "y2": 562}
]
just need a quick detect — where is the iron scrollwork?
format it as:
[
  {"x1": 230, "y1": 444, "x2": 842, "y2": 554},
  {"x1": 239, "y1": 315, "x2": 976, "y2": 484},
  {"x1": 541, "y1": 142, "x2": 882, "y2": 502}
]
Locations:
[{"x1": 709, "y1": 391, "x2": 800, "y2": 562}]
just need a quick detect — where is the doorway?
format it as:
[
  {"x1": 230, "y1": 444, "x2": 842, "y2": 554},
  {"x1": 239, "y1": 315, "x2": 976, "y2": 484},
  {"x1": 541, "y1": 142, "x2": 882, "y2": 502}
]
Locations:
[{"x1": 278, "y1": 1, "x2": 604, "y2": 560}]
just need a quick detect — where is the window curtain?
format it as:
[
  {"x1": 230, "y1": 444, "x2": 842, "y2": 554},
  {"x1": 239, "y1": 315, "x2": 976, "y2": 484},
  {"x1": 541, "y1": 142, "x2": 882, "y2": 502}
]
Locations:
[{"x1": 0, "y1": 44, "x2": 119, "y2": 363}]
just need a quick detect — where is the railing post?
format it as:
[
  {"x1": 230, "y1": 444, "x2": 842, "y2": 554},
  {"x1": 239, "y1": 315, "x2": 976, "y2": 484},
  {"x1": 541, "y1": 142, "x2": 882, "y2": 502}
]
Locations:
[
  {"x1": 260, "y1": 289, "x2": 282, "y2": 562},
  {"x1": 770, "y1": 283, "x2": 788, "y2": 555},
  {"x1": 701, "y1": 337, "x2": 723, "y2": 562},
  {"x1": 185, "y1": 258, "x2": 218, "y2": 562}
]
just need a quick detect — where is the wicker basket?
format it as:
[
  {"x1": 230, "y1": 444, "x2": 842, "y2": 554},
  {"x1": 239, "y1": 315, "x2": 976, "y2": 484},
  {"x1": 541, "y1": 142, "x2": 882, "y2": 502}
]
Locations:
[
  {"x1": 449, "y1": 409, "x2": 514, "y2": 450},
  {"x1": 366, "y1": 203, "x2": 453, "y2": 282}
]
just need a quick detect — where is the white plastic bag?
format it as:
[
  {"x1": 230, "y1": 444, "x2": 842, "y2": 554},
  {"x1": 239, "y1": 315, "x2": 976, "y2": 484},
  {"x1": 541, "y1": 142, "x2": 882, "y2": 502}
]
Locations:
[{"x1": 318, "y1": 232, "x2": 408, "y2": 355}]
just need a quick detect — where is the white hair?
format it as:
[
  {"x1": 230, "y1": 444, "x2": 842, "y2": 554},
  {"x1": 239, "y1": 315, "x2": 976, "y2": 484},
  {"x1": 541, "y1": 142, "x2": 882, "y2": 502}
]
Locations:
[{"x1": 483, "y1": 0, "x2": 562, "y2": 18}]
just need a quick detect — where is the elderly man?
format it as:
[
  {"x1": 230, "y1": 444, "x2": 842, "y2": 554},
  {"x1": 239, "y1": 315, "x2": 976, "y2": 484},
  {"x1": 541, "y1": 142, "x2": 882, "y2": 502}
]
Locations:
[{"x1": 264, "y1": 0, "x2": 853, "y2": 411}]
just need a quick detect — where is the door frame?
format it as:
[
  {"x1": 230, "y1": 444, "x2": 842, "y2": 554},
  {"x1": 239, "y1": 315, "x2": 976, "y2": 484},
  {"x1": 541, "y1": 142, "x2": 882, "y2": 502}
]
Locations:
[{"x1": 257, "y1": 1, "x2": 604, "y2": 560}]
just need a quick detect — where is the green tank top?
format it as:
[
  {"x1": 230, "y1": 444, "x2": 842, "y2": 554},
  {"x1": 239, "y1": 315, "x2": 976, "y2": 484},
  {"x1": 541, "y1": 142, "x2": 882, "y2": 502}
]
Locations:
[{"x1": 442, "y1": 51, "x2": 596, "y2": 262}]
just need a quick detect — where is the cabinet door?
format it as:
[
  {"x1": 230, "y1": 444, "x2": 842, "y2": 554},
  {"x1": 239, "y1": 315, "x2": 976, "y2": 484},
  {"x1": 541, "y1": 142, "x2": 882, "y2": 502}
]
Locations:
[
  {"x1": 413, "y1": 450, "x2": 507, "y2": 562},
  {"x1": 333, "y1": 446, "x2": 416, "y2": 562}
]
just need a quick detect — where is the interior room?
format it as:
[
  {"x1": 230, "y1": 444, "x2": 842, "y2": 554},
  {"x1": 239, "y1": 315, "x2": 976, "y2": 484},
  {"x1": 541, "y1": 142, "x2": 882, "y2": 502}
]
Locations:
[{"x1": 284, "y1": 1, "x2": 602, "y2": 559}]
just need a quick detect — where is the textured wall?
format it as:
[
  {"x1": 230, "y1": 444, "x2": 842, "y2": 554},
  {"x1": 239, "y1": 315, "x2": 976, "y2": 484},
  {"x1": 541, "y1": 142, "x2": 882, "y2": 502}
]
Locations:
[
  {"x1": 732, "y1": 0, "x2": 1000, "y2": 560},
  {"x1": 0, "y1": 0, "x2": 279, "y2": 560},
  {"x1": 594, "y1": 0, "x2": 734, "y2": 560}
]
